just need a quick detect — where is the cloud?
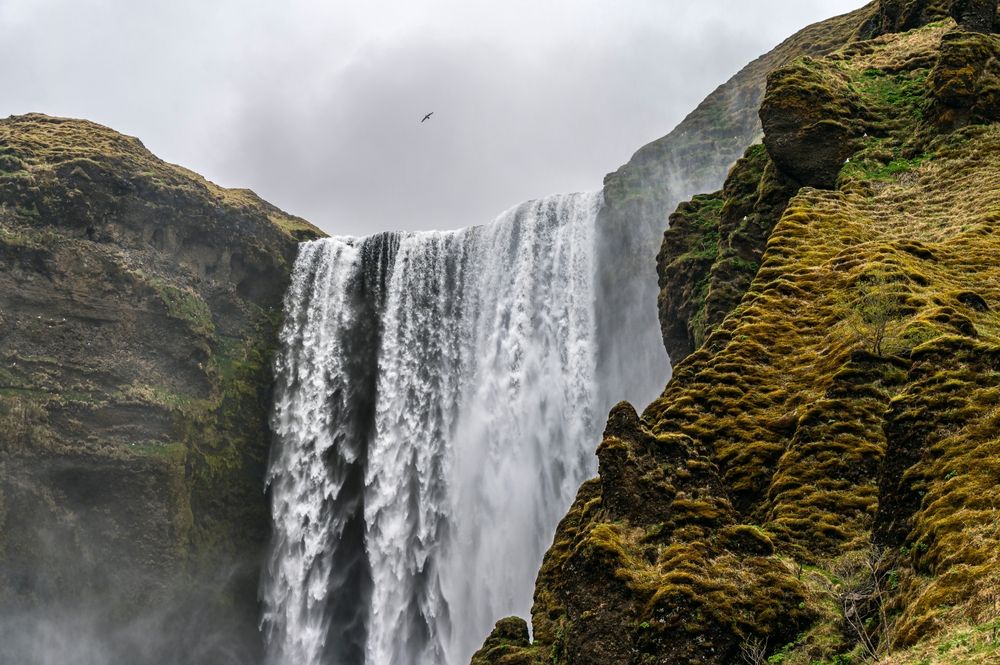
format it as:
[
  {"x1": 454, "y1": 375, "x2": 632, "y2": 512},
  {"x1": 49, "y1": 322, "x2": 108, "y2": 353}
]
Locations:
[{"x1": 0, "y1": 0, "x2": 868, "y2": 235}]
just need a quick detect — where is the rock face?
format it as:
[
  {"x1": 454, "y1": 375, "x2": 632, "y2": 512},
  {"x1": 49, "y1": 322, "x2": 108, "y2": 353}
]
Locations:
[
  {"x1": 931, "y1": 27, "x2": 1000, "y2": 128},
  {"x1": 950, "y1": 0, "x2": 999, "y2": 31},
  {"x1": 475, "y1": 7, "x2": 1000, "y2": 665},
  {"x1": 642, "y1": 3, "x2": 876, "y2": 365},
  {"x1": 656, "y1": 145, "x2": 798, "y2": 362},
  {"x1": 869, "y1": 0, "x2": 952, "y2": 35},
  {"x1": 0, "y1": 114, "x2": 322, "y2": 664},
  {"x1": 864, "y1": 0, "x2": 998, "y2": 35},
  {"x1": 760, "y1": 59, "x2": 865, "y2": 188}
]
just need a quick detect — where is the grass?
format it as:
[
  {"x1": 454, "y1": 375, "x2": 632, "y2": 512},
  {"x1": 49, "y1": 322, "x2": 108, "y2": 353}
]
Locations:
[{"x1": 879, "y1": 618, "x2": 1000, "y2": 664}]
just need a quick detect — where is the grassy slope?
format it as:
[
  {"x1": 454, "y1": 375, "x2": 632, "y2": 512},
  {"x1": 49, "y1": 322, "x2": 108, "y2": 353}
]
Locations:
[
  {"x1": 0, "y1": 113, "x2": 322, "y2": 240},
  {"x1": 476, "y1": 17, "x2": 1000, "y2": 665}
]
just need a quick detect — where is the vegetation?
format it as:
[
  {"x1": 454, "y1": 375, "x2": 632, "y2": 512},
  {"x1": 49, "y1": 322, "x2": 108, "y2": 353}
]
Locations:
[
  {"x1": 480, "y1": 10, "x2": 1000, "y2": 665},
  {"x1": 841, "y1": 274, "x2": 906, "y2": 356}
]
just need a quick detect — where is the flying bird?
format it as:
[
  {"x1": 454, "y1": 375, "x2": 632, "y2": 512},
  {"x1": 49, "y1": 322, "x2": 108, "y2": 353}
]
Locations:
[{"x1": 421, "y1": 112, "x2": 434, "y2": 123}]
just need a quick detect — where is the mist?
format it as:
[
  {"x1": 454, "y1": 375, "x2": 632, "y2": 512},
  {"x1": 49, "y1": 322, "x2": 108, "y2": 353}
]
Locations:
[{"x1": 0, "y1": 528, "x2": 264, "y2": 665}]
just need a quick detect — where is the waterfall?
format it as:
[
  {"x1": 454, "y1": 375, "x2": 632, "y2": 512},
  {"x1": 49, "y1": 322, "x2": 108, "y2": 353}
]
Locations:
[{"x1": 262, "y1": 192, "x2": 606, "y2": 665}]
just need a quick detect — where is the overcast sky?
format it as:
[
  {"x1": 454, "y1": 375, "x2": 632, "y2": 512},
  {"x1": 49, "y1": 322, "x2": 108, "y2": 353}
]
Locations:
[{"x1": 1, "y1": 0, "x2": 867, "y2": 236}]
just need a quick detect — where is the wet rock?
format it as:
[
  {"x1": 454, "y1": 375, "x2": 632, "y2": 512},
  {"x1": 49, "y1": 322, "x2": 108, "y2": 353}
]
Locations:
[{"x1": 867, "y1": 0, "x2": 953, "y2": 35}]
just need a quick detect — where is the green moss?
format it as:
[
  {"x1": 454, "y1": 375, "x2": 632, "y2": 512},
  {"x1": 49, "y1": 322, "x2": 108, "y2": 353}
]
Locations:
[
  {"x1": 842, "y1": 154, "x2": 931, "y2": 182},
  {"x1": 180, "y1": 323, "x2": 281, "y2": 555},
  {"x1": 658, "y1": 143, "x2": 794, "y2": 362},
  {"x1": 151, "y1": 280, "x2": 215, "y2": 338},
  {"x1": 852, "y1": 68, "x2": 929, "y2": 117},
  {"x1": 127, "y1": 441, "x2": 187, "y2": 462}
]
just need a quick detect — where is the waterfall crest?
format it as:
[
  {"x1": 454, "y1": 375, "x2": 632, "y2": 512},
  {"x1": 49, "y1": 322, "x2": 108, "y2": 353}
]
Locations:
[{"x1": 263, "y1": 192, "x2": 604, "y2": 665}]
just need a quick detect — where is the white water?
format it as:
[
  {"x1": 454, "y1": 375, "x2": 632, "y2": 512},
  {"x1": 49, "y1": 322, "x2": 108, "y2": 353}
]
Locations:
[
  {"x1": 263, "y1": 192, "x2": 604, "y2": 665},
  {"x1": 263, "y1": 240, "x2": 367, "y2": 665}
]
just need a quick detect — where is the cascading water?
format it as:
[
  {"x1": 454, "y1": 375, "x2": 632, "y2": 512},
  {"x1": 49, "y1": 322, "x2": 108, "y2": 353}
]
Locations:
[{"x1": 263, "y1": 192, "x2": 608, "y2": 665}]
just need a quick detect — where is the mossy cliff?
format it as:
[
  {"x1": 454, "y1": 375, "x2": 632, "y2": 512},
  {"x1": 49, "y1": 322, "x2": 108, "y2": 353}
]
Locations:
[
  {"x1": 0, "y1": 114, "x2": 322, "y2": 663},
  {"x1": 596, "y1": 2, "x2": 876, "y2": 394},
  {"x1": 475, "y1": 3, "x2": 1000, "y2": 664}
]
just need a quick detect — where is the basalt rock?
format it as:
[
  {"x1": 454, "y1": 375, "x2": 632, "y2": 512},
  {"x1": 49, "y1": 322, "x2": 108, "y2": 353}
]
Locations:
[
  {"x1": 929, "y1": 28, "x2": 1000, "y2": 128},
  {"x1": 759, "y1": 58, "x2": 866, "y2": 188},
  {"x1": 865, "y1": 0, "x2": 999, "y2": 37},
  {"x1": 867, "y1": 0, "x2": 952, "y2": 35},
  {"x1": 470, "y1": 617, "x2": 533, "y2": 665},
  {"x1": 656, "y1": 144, "x2": 798, "y2": 363}
]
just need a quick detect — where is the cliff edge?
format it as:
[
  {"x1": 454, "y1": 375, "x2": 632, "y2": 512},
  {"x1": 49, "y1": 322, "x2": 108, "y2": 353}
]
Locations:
[{"x1": 0, "y1": 114, "x2": 322, "y2": 664}]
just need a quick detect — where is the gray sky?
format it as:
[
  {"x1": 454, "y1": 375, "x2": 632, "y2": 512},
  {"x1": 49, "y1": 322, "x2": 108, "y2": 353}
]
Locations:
[{"x1": 1, "y1": 0, "x2": 867, "y2": 236}]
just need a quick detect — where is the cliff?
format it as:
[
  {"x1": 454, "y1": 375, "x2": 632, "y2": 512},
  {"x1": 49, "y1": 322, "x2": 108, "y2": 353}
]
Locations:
[
  {"x1": 475, "y1": 2, "x2": 1000, "y2": 664},
  {"x1": 0, "y1": 114, "x2": 322, "y2": 663},
  {"x1": 598, "y1": 2, "x2": 875, "y2": 381}
]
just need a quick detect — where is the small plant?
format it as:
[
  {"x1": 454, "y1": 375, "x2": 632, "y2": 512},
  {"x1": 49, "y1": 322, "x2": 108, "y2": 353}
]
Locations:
[
  {"x1": 839, "y1": 546, "x2": 897, "y2": 661},
  {"x1": 843, "y1": 274, "x2": 904, "y2": 356},
  {"x1": 740, "y1": 635, "x2": 768, "y2": 665}
]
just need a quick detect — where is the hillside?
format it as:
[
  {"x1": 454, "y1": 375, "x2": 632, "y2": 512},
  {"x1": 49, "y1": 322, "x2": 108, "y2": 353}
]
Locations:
[{"x1": 474, "y1": 2, "x2": 1000, "y2": 664}]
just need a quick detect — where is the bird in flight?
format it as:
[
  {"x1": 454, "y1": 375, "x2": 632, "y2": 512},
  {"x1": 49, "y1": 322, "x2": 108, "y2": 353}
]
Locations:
[{"x1": 421, "y1": 112, "x2": 434, "y2": 123}]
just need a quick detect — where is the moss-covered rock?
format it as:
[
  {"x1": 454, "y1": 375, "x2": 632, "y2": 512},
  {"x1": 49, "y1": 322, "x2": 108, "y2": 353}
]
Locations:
[
  {"x1": 760, "y1": 58, "x2": 866, "y2": 188},
  {"x1": 657, "y1": 144, "x2": 799, "y2": 362},
  {"x1": 470, "y1": 617, "x2": 537, "y2": 665},
  {"x1": 866, "y1": 0, "x2": 953, "y2": 36},
  {"x1": 595, "y1": 1, "x2": 876, "y2": 389},
  {"x1": 930, "y1": 28, "x2": 1000, "y2": 128}
]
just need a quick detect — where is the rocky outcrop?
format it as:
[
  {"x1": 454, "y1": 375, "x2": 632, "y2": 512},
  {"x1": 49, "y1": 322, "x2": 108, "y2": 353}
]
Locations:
[
  {"x1": 760, "y1": 59, "x2": 865, "y2": 188},
  {"x1": 476, "y1": 13, "x2": 1000, "y2": 665},
  {"x1": 656, "y1": 145, "x2": 798, "y2": 362},
  {"x1": 470, "y1": 617, "x2": 533, "y2": 665},
  {"x1": 931, "y1": 27, "x2": 1000, "y2": 128},
  {"x1": 863, "y1": 0, "x2": 999, "y2": 35},
  {"x1": 0, "y1": 114, "x2": 322, "y2": 664},
  {"x1": 950, "y1": 0, "x2": 999, "y2": 31},
  {"x1": 656, "y1": 0, "x2": 1000, "y2": 364},
  {"x1": 867, "y1": 0, "x2": 953, "y2": 35}
]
